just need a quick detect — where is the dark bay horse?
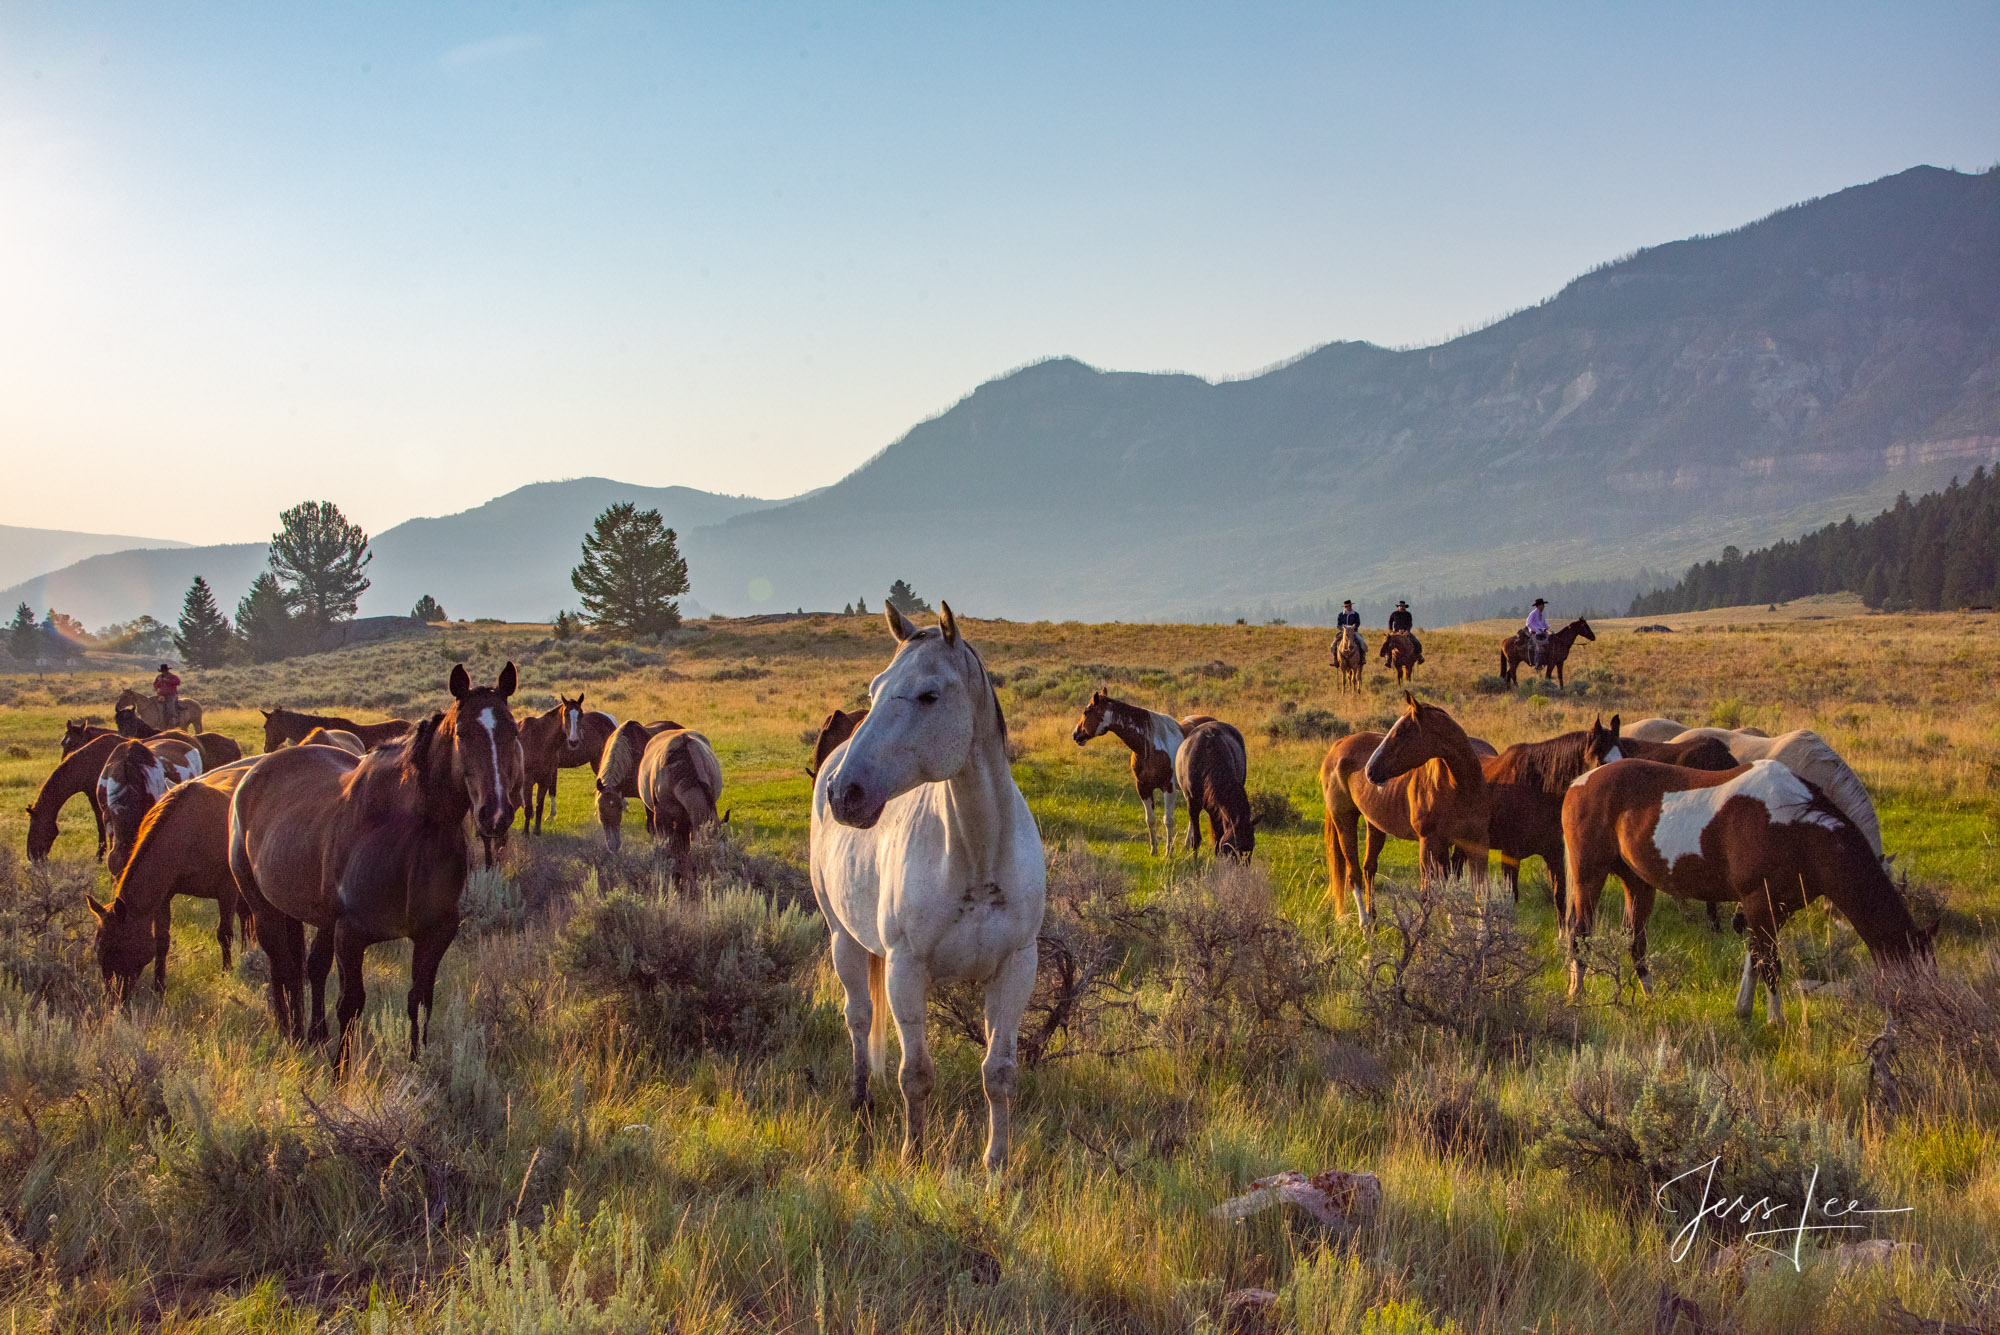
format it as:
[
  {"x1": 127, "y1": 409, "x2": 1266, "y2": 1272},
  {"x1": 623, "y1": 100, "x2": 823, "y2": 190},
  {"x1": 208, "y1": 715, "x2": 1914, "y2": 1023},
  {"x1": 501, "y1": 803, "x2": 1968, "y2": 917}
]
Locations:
[
  {"x1": 1379, "y1": 630, "x2": 1420, "y2": 685},
  {"x1": 1072, "y1": 689, "x2": 1196, "y2": 854},
  {"x1": 1322, "y1": 694, "x2": 1491, "y2": 922},
  {"x1": 637, "y1": 729, "x2": 726, "y2": 885},
  {"x1": 1498, "y1": 616, "x2": 1595, "y2": 689},
  {"x1": 261, "y1": 706, "x2": 412, "y2": 752},
  {"x1": 1562, "y1": 758, "x2": 1929, "y2": 1023},
  {"x1": 63, "y1": 718, "x2": 118, "y2": 754},
  {"x1": 95, "y1": 735, "x2": 205, "y2": 875},
  {"x1": 808, "y1": 708, "x2": 868, "y2": 778},
  {"x1": 593, "y1": 718, "x2": 684, "y2": 849},
  {"x1": 518, "y1": 694, "x2": 618, "y2": 834},
  {"x1": 230, "y1": 663, "x2": 521, "y2": 1059},
  {"x1": 25, "y1": 733, "x2": 120, "y2": 861},
  {"x1": 88, "y1": 758, "x2": 259, "y2": 999},
  {"x1": 1176, "y1": 720, "x2": 1253, "y2": 860}
]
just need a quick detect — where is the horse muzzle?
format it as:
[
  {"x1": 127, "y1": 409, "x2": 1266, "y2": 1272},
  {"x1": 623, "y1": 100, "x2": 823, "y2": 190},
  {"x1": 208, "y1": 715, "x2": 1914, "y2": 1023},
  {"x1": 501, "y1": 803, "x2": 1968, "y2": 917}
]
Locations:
[{"x1": 830, "y1": 779, "x2": 886, "y2": 830}]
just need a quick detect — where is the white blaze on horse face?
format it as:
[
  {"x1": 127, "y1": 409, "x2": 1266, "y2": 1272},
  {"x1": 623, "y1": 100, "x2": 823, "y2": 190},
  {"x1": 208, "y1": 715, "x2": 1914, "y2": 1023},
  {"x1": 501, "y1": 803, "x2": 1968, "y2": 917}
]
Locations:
[
  {"x1": 1602, "y1": 746, "x2": 1623, "y2": 764},
  {"x1": 1652, "y1": 759, "x2": 1843, "y2": 868},
  {"x1": 477, "y1": 707, "x2": 506, "y2": 815},
  {"x1": 565, "y1": 706, "x2": 581, "y2": 746}
]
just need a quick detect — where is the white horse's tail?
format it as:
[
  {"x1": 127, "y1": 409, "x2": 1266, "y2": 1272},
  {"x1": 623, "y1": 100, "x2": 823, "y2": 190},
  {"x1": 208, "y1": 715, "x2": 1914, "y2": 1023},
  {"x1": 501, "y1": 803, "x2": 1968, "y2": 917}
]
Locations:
[{"x1": 868, "y1": 951, "x2": 889, "y2": 1080}]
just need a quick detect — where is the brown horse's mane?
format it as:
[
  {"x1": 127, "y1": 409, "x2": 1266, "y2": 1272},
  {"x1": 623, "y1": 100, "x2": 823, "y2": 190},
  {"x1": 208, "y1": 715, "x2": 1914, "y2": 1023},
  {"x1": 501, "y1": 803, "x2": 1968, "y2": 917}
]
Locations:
[
  {"x1": 343, "y1": 710, "x2": 468, "y2": 824},
  {"x1": 1488, "y1": 730, "x2": 1593, "y2": 794}
]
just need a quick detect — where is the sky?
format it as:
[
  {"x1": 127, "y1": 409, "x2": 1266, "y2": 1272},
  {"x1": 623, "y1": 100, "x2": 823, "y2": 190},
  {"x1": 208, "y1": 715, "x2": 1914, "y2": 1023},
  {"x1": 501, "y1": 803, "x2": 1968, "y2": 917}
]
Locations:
[{"x1": 2, "y1": 2, "x2": 1996, "y2": 545}]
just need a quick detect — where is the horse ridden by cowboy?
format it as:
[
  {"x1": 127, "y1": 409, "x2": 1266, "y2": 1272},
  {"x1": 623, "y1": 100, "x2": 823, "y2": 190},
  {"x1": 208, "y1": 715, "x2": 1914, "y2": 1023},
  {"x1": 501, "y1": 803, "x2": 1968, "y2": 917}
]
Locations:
[
  {"x1": 1332, "y1": 599, "x2": 1365, "y2": 660},
  {"x1": 1386, "y1": 599, "x2": 1424, "y2": 664}
]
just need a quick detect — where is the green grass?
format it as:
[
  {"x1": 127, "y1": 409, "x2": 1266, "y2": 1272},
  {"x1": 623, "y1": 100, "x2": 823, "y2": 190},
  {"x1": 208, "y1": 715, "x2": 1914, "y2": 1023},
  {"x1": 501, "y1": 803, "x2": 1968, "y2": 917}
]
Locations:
[{"x1": 0, "y1": 611, "x2": 1995, "y2": 1333}]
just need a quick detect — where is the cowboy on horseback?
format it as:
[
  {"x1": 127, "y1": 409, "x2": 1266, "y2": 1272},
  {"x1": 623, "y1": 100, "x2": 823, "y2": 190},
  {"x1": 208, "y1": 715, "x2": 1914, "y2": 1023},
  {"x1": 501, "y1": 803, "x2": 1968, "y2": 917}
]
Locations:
[
  {"x1": 1386, "y1": 599, "x2": 1424, "y2": 665},
  {"x1": 153, "y1": 663, "x2": 181, "y2": 729},
  {"x1": 1523, "y1": 599, "x2": 1550, "y2": 667},
  {"x1": 1332, "y1": 599, "x2": 1365, "y2": 660}
]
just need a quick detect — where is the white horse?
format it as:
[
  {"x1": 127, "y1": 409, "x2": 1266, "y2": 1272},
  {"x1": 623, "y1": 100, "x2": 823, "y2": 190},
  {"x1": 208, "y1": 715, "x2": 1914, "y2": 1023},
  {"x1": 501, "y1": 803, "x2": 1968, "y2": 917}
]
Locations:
[
  {"x1": 811, "y1": 602, "x2": 1046, "y2": 1171},
  {"x1": 1622, "y1": 717, "x2": 1768, "y2": 742}
]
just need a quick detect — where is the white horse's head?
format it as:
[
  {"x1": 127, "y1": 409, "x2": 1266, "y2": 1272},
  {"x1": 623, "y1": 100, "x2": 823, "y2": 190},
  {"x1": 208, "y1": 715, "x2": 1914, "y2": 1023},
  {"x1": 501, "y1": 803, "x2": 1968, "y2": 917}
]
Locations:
[{"x1": 828, "y1": 601, "x2": 996, "y2": 829}]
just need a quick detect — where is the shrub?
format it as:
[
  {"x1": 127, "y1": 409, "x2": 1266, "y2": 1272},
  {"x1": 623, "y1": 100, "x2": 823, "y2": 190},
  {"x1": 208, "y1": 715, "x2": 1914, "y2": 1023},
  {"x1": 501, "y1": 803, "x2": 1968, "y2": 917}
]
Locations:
[
  {"x1": 1263, "y1": 701, "x2": 1346, "y2": 742},
  {"x1": 1246, "y1": 787, "x2": 1304, "y2": 831},
  {"x1": 1153, "y1": 864, "x2": 1327, "y2": 1075},
  {"x1": 558, "y1": 881, "x2": 822, "y2": 1057},
  {"x1": 1528, "y1": 1044, "x2": 1873, "y2": 1236},
  {"x1": 1394, "y1": 1066, "x2": 1516, "y2": 1165},
  {"x1": 1352, "y1": 875, "x2": 1540, "y2": 1040},
  {"x1": 1708, "y1": 696, "x2": 1749, "y2": 729},
  {"x1": 0, "y1": 849, "x2": 100, "y2": 1020}
]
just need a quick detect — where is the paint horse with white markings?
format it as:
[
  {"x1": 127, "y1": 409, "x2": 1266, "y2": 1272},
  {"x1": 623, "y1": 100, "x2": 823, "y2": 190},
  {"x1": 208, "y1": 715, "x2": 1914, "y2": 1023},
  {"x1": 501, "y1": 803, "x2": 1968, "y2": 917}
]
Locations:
[
  {"x1": 1561, "y1": 759, "x2": 1927, "y2": 1023},
  {"x1": 1072, "y1": 689, "x2": 1195, "y2": 854},
  {"x1": 813, "y1": 602, "x2": 1045, "y2": 1172},
  {"x1": 96, "y1": 734, "x2": 205, "y2": 876}
]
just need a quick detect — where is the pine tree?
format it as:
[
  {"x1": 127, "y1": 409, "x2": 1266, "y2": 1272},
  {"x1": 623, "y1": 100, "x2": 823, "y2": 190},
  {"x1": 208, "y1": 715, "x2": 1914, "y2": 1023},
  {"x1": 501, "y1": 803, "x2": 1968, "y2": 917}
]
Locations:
[
  {"x1": 268, "y1": 500, "x2": 372, "y2": 629},
  {"x1": 553, "y1": 610, "x2": 576, "y2": 641},
  {"x1": 411, "y1": 594, "x2": 447, "y2": 622},
  {"x1": 570, "y1": 503, "x2": 689, "y2": 639},
  {"x1": 6, "y1": 603, "x2": 37, "y2": 664},
  {"x1": 235, "y1": 572, "x2": 296, "y2": 663},
  {"x1": 174, "y1": 577, "x2": 234, "y2": 667},
  {"x1": 885, "y1": 580, "x2": 932, "y2": 615},
  {"x1": 854, "y1": 595, "x2": 868, "y2": 614}
]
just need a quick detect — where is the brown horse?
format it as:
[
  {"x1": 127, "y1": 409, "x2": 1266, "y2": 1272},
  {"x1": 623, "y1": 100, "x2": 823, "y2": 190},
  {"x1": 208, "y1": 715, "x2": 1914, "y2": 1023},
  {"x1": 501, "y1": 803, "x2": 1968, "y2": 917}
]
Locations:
[
  {"x1": 62, "y1": 718, "x2": 118, "y2": 755},
  {"x1": 116, "y1": 688, "x2": 203, "y2": 734},
  {"x1": 1498, "y1": 616, "x2": 1595, "y2": 689},
  {"x1": 1072, "y1": 689, "x2": 1202, "y2": 854},
  {"x1": 87, "y1": 757, "x2": 260, "y2": 999},
  {"x1": 637, "y1": 729, "x2": 726, "y2": 885},
  {"x1": 518, "y1": 694, "x2": 618, "y2": 834},
  {"x1": 110, "y1": 707, "x2": 243, "y2": 769},
  {"x1": 1176, "y1": 720, "x2": 1253, "y2": 860},
  {"x1": 1321, "y1": 693, "x2": 1490, "y2": 922},
  {"x1": 1331, "y1": 628, "x2": 1365, "y2": 693},
  {"x1": 1562, "y1": 758, "x2": 1929, "y2": 1023},
  {"x1": 261, "y1": 706, "x2": 411, "y2": 752},
  {"x1": 808, "y1": 707, "x2": 868, "y2": 777},
  {"x1": 25, "y1": 733, "x2": 120, "y2": 861},
  {"x1": 229, "y1": 663, "x2": 522, "y2": 1058},
  {"x1": 593, "y1": 718, "x2": 684, "y2": 848},
  {"x1": 1379, "y1": 630, "x2": 1420, "y2": 685},
  {"x1": 96, "y1": 735, "x2": 205, "y2": 876},
  {"x1": 299, "y1": 726, "x2": 366, "y2": 753}
]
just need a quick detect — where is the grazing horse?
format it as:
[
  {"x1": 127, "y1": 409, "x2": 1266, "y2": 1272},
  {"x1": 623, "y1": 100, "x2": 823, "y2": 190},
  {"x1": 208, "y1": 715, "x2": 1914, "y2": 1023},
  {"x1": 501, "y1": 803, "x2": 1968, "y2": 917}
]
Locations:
[
  {"x1": 637, "y1": 729, "x2": 726, "y2": 885},
  {"x1": 1379, "y1": 630, "x2": 1420, "y2": 685},
  {"x1": 1498, "y1": 616, "x2": 1595, "y2": 689},
  {"x1": 1320, "y1": 693, "x2": 1490, "y2": 922},
  {"x1": 813, "y1": 603, "x2": 1044, "y2": 1172},
  {"x1": 1071, "y1": 689, "x2": 1192, "y2": 854},
  {"x1": 1561, "y1": 759, "x2": 1929, "y2": 1023},
  {"x1": 808, "y1": 708, "x2": 868, "y2": 777},
  {"x1": 229, "y1": 663, "x2": 521, "y2": 1059},
  {"x1": 1176, "y1": 720, "x2": 1253, "y2": 860},
  {"x1": 116, "y1": 688, "x2": 203, "y2": 734},
  {"x1": 261, "y1": 706, "x2": 412, "y2": 752},
  {"x1": 63, "y1": 719, "x2": 117, "y2": 754},
  {"x1": 88, "y1": 757, "x2": 260, "y2": 999},
  {"x1": 299, "y1": 727, "x2": 366, "y2": 754},
  {"x1": 1648, "y1": 727, "x2": 1882, "y2": 867},
  {"x1": 1331, "y1": 628, "x2": 1365, "y2": 693},
  {"x1": 95, "y1": 735, "x2": 205, "y2": 876},
  {"x1": 593, "y1": 719, "x2": 684, "y2": 849},
  {"x1": 25, "y1": 733, "x2": 120, "y2": 861}
]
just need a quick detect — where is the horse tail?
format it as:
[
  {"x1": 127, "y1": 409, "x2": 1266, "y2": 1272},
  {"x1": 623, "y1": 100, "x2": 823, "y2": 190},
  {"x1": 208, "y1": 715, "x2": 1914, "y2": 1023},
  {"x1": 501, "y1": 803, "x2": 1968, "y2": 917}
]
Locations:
[{"x1": 867, "y1": 951, "x2": 889, "y2": 1080}]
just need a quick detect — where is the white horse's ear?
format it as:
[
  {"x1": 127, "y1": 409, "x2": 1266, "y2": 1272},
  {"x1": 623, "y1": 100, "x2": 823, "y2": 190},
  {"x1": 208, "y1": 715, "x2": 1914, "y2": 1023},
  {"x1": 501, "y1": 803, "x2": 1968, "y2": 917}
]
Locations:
[
  {"x1": 885, "y1": 602, "x2": 912, "y2": 641},
  {"x1": 939, "y1": 601, "x2": 958, "y2": 645}
]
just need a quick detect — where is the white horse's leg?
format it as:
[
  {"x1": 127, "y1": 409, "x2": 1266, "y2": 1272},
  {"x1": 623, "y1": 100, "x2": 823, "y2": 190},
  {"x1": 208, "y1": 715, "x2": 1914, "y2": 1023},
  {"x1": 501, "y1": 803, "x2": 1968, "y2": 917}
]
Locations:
[
  {"x1": 1734, "y1": 951, "x2": 1757, "y2": 1019},
  {"x1": 1162, "y1": 788, "x2": 1176, "y2": 856},
  {"x1": 1765, "y1": 977, "x2": 1785, "y2": 1026},
  {"x1": 829, "y1": 929, "x2": 878, "y2": 1109},
  {"x1": 981, "y1": 943, "x2": 1037, "y2": 1173},
  {"x1": 885, "y1": 955, "x2": 936, "y2": 1164},
  {"x1": 1142, "y1": 794, "x2": 1157, "y2": 853}
]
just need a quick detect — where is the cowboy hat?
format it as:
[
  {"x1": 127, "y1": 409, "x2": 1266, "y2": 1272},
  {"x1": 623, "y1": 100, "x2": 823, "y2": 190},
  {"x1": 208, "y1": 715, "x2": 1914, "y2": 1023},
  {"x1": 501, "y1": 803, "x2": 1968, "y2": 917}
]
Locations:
[
  {"x1": 1531, "y1": 598, "x2": 1547, "y2": 606},
  {"x1": 1395, "y1": 600, "x2": 1408, "y2": 608}
]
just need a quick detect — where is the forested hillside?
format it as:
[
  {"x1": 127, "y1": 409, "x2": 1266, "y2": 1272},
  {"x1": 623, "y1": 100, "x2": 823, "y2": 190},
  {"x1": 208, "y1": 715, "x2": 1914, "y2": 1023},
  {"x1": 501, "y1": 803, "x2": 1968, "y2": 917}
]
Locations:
[{"x1": 1629, "y1": 468, "x2": 2000, "y2": 614}]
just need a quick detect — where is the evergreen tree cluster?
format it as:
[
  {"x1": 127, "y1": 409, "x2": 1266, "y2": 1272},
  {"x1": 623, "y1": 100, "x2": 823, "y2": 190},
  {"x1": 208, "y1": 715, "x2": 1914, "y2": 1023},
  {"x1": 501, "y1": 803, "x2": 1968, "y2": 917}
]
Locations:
[{"x1": 1629, "y1": 469, "x2": 2000, "y2": 616}]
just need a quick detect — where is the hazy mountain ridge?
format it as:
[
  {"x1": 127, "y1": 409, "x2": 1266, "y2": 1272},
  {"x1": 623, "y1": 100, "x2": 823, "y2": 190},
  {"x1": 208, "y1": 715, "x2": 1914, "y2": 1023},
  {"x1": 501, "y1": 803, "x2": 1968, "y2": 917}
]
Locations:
[
  {"x1": 0, "y1": 525, "x2": 189, "y2": 594},
  {"x1": 7, "y1": 166, "x2": 1996, "y2": 628}
]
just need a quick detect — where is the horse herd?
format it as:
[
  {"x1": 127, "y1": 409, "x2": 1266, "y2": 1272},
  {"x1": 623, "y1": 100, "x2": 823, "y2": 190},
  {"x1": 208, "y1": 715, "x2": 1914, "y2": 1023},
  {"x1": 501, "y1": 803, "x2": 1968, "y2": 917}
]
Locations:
[{"x1": 19, "y1": 605, "x2": 1933, "y2": 1173}]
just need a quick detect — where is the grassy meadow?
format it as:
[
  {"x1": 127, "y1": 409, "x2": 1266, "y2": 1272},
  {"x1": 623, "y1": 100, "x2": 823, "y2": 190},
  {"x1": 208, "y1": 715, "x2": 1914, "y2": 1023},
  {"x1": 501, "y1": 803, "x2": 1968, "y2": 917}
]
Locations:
[{"x1": 0, "y1": 604, "x2": 1995, "y2": 1333}]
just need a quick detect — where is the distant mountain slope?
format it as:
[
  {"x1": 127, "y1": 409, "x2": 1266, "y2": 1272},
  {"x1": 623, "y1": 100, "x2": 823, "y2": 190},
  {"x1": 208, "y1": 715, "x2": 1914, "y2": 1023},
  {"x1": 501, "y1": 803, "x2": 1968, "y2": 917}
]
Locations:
[
  {"x1": 0, "y1": 480, "x2": 785, "y2": 628},
  {"x1": 0, "y1": 524, "x2": 187, "y2": 593},
  {"x1": 682, "y1": 165, "x2": 1999, "y2": 618}
]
